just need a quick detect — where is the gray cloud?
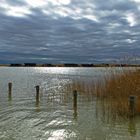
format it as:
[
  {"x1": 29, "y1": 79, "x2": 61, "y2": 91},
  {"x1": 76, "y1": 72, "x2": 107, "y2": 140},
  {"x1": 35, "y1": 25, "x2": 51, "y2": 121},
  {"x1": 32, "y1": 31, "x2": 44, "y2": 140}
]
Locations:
[
  {"x1": 0, "y1": 0, "x2": 140, "y2": 64},
  {"x1": 5, "y1": 0, "x2": 26, "y2": 6}
]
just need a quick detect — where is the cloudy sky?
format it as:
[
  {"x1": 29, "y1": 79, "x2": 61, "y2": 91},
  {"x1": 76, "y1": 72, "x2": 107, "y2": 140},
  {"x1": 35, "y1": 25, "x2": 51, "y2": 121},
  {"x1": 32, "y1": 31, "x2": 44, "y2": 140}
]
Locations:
[{"x1": 0, "y1": 0, "x2": 140, "y2": 64}]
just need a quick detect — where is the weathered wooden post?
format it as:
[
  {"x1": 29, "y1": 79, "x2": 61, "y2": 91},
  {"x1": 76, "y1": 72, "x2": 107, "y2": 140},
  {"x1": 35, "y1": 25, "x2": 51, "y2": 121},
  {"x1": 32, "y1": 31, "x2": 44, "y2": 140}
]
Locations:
[
  {"x1": 129, "y1": 95, "x2": 136, "y2": 117},
  {"x1": 73, "y1": 90, "x2": 77, "y2": 108},
  {"x1": 8, "y1": 82, "x2": 12, "y2": 99},
  {"x1": 73, "y1": 90, "x2": 78, "y2": 119},
  {"x1": 35, "y1": 85, "x2": 40, "y2": 102}
]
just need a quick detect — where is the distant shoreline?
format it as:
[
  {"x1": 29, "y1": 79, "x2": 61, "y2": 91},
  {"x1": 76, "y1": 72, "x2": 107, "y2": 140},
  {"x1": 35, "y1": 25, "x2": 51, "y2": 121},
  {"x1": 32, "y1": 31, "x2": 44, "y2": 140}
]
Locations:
[{"x1": 0, "y1": 63, "x2": 140, "y2": 67}]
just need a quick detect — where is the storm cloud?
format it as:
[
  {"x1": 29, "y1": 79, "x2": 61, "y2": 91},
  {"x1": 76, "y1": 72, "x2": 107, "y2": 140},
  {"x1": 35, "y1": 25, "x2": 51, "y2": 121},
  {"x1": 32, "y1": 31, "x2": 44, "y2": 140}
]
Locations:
[{"x1": 0, "y1": 0, "x2": 140, "y2": 64}]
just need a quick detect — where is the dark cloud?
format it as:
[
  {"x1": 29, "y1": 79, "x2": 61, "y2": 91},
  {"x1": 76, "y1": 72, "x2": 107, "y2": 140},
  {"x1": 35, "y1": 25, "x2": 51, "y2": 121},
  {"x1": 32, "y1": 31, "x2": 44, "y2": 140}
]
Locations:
[
  {"x1": 5, "y1": 0, "x2": 26, "y2": 6},
  {"x1": 0, "y1": 0, "x2": 140, "y2": 64},
  {"x1": 94, "y1": 0, "x2": 137, "y2": 11}
]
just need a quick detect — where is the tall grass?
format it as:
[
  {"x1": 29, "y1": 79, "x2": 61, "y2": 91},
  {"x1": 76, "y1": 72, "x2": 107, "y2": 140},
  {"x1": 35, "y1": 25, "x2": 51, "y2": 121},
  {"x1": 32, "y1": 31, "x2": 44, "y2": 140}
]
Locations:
[
  {"x1": 63, "y1": 68, "x2": 140, "y2": 117},
  {"x1": 96, "y1": 69, "x2": 140, "y2": 116},
  {"x1": 49, "y1": 68, "x2": 140, "y2": 117}
]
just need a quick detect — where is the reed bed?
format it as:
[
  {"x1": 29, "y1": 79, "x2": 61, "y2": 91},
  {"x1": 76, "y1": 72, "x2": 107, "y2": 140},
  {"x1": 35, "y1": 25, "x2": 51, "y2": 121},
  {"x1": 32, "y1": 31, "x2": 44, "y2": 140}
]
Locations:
[
  {"x1": 63, "y1": 68, "x2": 140, "y2": 117},
  {"x1": 96, "y1": 69, "x2": 140, "y2": 116},
  {"x1": 44, "y1": 68, "x2": 140, "y2": 117}
]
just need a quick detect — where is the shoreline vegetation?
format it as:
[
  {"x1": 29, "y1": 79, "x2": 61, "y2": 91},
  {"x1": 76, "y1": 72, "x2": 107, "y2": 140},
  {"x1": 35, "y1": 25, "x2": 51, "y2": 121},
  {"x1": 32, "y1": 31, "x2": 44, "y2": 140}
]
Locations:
[
  {"x1": 95, "y1": 69, "x2": 140, "y2": 117},
  {"x1": 63, "y1": 68, "x2": 140, "y2": 117},
  {"x1": 0, "y1": 63, "x2": 140, "y2": 67}
]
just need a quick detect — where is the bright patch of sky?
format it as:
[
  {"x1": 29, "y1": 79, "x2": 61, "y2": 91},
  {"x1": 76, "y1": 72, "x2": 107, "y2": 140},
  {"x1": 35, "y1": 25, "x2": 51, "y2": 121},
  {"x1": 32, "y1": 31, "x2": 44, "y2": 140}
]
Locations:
[
  {"x1": 126, "y1": 13, "x2": 137, "y2": 27},
  {"x1": 25, "y1": 0, "x2": 47, "y2": 8},
  {"x1": 7, "y1": 6, "x2": 31, "y2": 17}
]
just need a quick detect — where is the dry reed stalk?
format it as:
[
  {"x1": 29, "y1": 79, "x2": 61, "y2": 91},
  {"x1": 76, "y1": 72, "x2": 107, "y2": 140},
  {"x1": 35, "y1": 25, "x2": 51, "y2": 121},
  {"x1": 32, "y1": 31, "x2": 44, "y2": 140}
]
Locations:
[{"x1": 96, "y1": 69, "x2": 140, "y2": 116}]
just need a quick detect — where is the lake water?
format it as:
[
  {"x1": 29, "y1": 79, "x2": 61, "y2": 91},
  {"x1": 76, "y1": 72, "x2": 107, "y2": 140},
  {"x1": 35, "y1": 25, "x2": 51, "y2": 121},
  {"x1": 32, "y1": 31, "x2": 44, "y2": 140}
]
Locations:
[{"x1": 0, "y1": 67, "x2": 139, "y2": 140}]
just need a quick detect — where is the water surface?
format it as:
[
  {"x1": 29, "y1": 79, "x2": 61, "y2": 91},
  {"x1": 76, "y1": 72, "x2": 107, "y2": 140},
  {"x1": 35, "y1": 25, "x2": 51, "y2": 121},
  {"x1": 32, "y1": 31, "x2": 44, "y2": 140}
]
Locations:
[{"x1": 0, "y1": 67, "x2": 139, "y2": 140}]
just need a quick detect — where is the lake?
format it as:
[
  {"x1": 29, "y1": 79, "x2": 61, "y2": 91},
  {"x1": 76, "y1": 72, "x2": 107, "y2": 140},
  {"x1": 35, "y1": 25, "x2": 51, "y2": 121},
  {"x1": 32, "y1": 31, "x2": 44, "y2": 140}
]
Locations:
[{"x1": 0, "y1": 67, "x2": 139, "y2": 140}]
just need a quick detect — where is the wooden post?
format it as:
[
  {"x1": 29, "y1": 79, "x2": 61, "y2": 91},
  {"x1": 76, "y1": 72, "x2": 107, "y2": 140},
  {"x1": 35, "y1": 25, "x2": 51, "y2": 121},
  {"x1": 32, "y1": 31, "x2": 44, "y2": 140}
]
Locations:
[
  {"x1": 35, "y1": 85, "x2": 40, "y2": 102},
  {"x1": 73, "y1": 90, "x2": 77, "y2": 108},
  {"x1": 8, "y1": 82, "x2": 12, "y2": 99},
  {"x1": 73, "y1": 90, "x2": 78, "y2": 119},
  {"x1": 129, "y1": 95, "x2": 136, "y2": 117}
]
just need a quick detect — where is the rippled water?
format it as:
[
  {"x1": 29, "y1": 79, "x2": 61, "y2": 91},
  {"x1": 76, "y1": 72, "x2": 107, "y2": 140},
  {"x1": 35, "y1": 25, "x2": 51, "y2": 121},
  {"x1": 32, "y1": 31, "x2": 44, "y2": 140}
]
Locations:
[{"x1": 0, "y1": 67, "x2": 139, "y2": 140}]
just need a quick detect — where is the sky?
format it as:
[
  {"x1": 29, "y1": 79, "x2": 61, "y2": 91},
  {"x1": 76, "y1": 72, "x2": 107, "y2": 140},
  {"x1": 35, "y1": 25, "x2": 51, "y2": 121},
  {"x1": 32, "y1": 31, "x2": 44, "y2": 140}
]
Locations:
[{"x1": 0, "y1": 0, "x2": 140, "y2": 64}]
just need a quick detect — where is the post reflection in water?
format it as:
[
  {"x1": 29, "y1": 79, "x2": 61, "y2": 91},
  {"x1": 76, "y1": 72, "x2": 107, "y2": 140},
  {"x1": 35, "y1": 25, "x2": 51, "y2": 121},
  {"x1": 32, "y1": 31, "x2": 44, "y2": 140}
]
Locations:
[
  {"x1": 8, "y1": 94, "x2": 12, "y2": 102},
  {"x1": 73, "y1": 104, "x2": 78, "y2": 120},
  {"x1": 8, "y1": 95, "x2": 12, "y2": 106},
  {"x1": 35, "y1": 100, "x2": 41, "y2": 112},
  {"x1": 128, "y1": 118, "x2": 136, "y2": 136},
  {"x1": 8, "y1": 89, "x2": 12, "y2": 106}
]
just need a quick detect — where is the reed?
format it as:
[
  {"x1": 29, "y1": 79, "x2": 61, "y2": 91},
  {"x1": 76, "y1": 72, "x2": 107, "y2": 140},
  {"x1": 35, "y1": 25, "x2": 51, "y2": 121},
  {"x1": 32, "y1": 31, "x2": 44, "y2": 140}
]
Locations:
[
  {"x1": 96, "y1": 69, "x2": 140, "y2": 116},
  {"x1": 51, "y1": 68, "x2": 140, "y2": 117}
]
